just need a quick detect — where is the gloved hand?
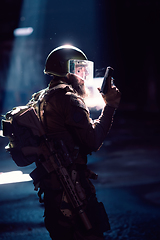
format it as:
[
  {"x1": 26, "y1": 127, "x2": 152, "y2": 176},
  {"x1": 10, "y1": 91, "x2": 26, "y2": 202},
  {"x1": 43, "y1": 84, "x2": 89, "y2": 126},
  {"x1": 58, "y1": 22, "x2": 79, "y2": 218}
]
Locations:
[{"x1": 98, "y1": 76, "x2": 121, "y2": 108}]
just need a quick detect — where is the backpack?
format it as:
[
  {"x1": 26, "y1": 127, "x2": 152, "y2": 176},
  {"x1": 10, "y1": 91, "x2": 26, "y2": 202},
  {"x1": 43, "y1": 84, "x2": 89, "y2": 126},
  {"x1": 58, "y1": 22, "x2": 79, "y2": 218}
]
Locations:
[
  {"x1": 1, "y1": 84, "x2": 73, "y2": 167},
  {"x1": 1, "y1": 105, "x2": 46, "y2": 167},
  {"x1": 1, "y1": 87, "x2": 49, "y2": 167}
]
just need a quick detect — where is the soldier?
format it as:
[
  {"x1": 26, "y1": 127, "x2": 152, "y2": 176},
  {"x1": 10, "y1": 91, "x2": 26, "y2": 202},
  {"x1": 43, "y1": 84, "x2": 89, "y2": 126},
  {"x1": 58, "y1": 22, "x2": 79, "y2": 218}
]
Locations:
[{"x1": 35, "y1": 45, "x2": 121, "y2": 240}]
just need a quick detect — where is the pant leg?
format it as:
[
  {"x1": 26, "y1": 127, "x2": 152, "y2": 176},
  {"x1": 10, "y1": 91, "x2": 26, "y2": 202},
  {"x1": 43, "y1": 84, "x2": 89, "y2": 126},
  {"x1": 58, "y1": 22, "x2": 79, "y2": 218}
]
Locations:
[
  {"x1": 43, "y1": 189, "x2": 107, "y2": 240},
  {"x1": 44, "y1": 189, "x2": 74, "y2": 240}
]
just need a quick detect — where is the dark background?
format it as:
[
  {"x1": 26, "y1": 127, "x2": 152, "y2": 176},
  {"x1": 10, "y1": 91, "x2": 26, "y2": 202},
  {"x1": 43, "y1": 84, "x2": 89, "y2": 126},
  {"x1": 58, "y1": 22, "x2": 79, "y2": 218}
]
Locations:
[
  {"x1": 0, "y1": 1, "x2": 160, "y2": 240},
  {"x1": 0, "y1": 0, "x2": 160, "y2": 114}
]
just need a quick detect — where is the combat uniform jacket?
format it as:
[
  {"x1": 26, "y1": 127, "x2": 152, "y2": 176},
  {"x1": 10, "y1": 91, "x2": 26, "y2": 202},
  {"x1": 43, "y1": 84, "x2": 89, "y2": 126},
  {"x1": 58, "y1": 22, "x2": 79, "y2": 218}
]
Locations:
[
  {"x1": 36, "y1": 79, "x2": 115, "y2": 192},
  {"x1": 36, "y1": 80, "x2": 113, "y2": 238},
  {"x1": 41, "y1": 80, "x2": 115, "y2": 165}
]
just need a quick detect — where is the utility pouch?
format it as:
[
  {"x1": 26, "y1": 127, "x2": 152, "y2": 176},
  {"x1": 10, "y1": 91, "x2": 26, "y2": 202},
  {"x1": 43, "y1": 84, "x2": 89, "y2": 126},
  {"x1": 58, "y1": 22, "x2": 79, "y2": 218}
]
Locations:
[
  {"x1": 85, "y1": 196, "x2": 110, "y2": 233},
  {"x1": 30, "y1": 164, "x2": 48, "y2": 186}
]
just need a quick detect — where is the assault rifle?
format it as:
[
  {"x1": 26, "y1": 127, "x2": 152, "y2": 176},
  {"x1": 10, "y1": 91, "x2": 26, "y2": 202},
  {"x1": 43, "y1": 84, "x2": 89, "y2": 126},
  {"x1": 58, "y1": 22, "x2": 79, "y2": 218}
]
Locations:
[{"x1": 18, "y1": 107, "x2": 92, "y2": 230}]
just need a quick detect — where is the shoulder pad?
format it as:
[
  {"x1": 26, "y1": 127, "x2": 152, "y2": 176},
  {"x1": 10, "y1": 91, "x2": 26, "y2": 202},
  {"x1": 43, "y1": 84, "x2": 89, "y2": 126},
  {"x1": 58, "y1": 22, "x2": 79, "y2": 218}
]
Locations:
[{"x1": 69, "y1": 94, "x2": 89, "y2": 112}]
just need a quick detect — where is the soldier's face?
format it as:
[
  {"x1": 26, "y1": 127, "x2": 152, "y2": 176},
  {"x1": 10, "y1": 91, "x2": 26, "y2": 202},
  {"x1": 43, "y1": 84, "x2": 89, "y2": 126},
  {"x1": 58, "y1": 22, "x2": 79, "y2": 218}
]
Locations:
[
  {"x1": 75, "y1": 65, "x2": 88, "y2": 80},
  {"x1": 66, "y1": 73, "x2": 88, "y2": 97}
]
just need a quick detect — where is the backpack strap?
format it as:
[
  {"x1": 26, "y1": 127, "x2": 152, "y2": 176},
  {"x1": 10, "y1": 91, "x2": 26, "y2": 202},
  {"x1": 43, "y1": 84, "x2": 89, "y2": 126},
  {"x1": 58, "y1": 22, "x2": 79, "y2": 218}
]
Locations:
[{"x1": 37, "y1": 83, "x2": 74, "y2": 133}]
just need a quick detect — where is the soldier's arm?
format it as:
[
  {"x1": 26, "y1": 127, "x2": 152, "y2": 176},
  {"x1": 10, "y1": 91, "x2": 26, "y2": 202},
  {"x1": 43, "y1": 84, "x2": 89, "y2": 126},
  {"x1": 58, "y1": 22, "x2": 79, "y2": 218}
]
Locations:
[{"x1": 64, "y1": 93, "x2": 116, "y2": 153}]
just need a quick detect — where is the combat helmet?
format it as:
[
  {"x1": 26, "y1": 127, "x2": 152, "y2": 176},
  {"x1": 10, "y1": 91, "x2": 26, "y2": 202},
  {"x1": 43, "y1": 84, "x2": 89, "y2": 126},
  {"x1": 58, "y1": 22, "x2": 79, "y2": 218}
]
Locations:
[{"x1": 44, "y1": 45, "x2": 93, "y2": 81}]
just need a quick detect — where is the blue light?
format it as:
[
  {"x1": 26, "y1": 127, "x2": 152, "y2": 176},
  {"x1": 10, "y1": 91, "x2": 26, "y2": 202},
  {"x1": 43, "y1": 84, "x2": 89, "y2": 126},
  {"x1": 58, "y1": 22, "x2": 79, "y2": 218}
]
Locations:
[{"x1": 13, "y1": 27, "x2": 33, "y2": 37}]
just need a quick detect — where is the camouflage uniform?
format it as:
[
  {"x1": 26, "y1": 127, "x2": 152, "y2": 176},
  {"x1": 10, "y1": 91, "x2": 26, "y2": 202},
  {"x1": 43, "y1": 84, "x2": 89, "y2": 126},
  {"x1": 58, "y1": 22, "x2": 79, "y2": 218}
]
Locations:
[{"x1": 37, "y1": 79, "x2": 115, "y2": 240}]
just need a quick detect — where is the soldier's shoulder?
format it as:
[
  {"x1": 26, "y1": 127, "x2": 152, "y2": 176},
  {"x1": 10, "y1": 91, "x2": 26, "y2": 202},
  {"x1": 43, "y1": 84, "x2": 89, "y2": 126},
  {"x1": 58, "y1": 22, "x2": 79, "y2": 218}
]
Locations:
[{"x1": 66, "y1": 92, "x2": 88, "y2": 112}]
